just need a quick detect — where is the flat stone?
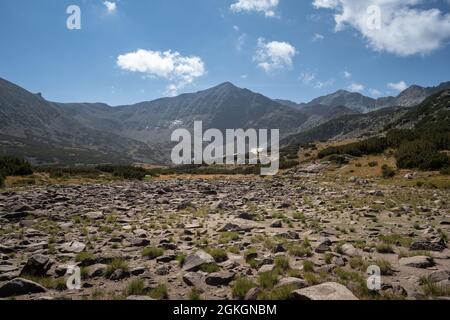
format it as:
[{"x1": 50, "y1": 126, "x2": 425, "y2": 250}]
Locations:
[
  {"x1": 182, "y1": 251, "x2": 215, "y2": 272},
  {"x1": 60, "y1": 241, "x2": 86, "y2": 253},
  {"x1": 292, "y1": 282, "x2": 358, "y2": 300},
  {"x1": 399, "y1": 256, "x2": 435, "y2": 269},
  {"x1": 275, "y1": 277, "x2": 308, "y2": 290}
]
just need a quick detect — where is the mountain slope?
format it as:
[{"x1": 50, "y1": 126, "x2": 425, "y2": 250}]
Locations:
[
  {"x1": 0, "y1": 78, "x2": 162, "y2": 165},
  {"x1": 282, "y1": 89, "x2": 450, "y2": 147},
  {"x1": 277, "y1": 81, "x2": 450, "y2": 114},
  {"x1": 57, "y1": 82, "x2": 309, "y2": 148}
]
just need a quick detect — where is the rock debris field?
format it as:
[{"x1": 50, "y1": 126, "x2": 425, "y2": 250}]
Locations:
[{"x1": 0, "y1": 173, "x2": 449, "y2": 300}]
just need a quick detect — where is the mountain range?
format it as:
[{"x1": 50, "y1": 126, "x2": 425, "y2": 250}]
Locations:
[{"x1": 0, "y1": 77, "x2": 449, "y2": 165}]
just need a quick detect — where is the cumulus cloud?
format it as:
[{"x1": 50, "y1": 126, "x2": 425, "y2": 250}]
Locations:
[
  {"x1": 348, "y1": 82, "x2": 365, "y2": 92},
  {"x1": 300, "y1": 72, "x2": 334, "y2": 89},
  {"x1": 312, "y1": 0, "x2": 450, "y2": 56},
  {"x1": 231, "y1": 0, "x2": 279, "y2": 17},
  {"x1": 388, "y1": 80, "x2": 408, "y2": 92},
  {"x1": 103, "y1": 1, "x2": 117, "y2": 13},
  {"x1": 344, "y1": 71, "x2": 352, "y2": 79},
  {"x1": 117, "y1": 49, "x2": 206, "y2": 96},
  {"x1": 254, "y1": 38, "x2": 297, "y2": 72},
  {"x1": 369, "y1": 88, "x2": 382, "y2": 97}
]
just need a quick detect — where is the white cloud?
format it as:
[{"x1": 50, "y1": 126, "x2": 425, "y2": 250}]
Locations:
[
  {"x1": 388, "y1": 80, "x2": 408, "y2": 92},
  {"x1": 103, "y1": 1, "x2": 117, "y2": 13},
  {"x1": 254, "y1": 38, "x2": 297, "y2": 72},
  {"x1": 300, "y1": 72, "x2": 334, "y2": 89},
  {"x1": 313, "y1": 0, "x2": 338, "y2": 9},
  {"x1": 117, "y1": 49, "x2": 206, "y2": 96},
  {"x1": 312, "y1": 33, "x2": 325, "y2": 41},
  {"x1": 236, "y1": 33, "x2": 247, "y2": 51},
  {"x1": 344, "y1": 71, "x2": 352, "y2": 79},
  {"x1": 348, "y1": 82, "x2": 365, "y2": 92},
  {"x1": 231, "y1": 0, "x2": 279, "y2": 17},
  {"x1": 312, "y1": 0, "x2": 450, "y2": 56}
]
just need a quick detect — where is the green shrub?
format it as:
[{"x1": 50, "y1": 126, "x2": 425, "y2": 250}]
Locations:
[
  {"x1": 142, "y1": 247, "x2": 164, "y2": 259},
  {"x1": 126, "y1": 278, "x2": 146, "y2": 296},
  {"x1": 96, "y1": 165, "x2": 148, "y2": 180},
  {"x1": 274, "y1": 256, "x2": 290, "y2": 273},
  {"x1": 105, "y1": 258, "x2": 128, "y2": 278},
  {"x1": 396, "y1": 140, "x2": 449, "y2": 170},
  {"x1": 258, "y1": 272, "x2": 278, "y2": 290},
  {"x1": 232, "y1": 277, "x2": 256, "y2": 299},
  {"x1": 319, "y1": 137, "x2": 388, "y2": 159},
  {"x1": 0, "y1": 174, "x2": 4, "y2": 188},
  {"x1": 199, "y1": 263, "x2": 220, "y2": 273},
  {"x1": 441, "y1": 166, "x2": 450, "y2": 175},
  {"x1": 368, "y1": 161, "x2": 378, "y2": 167},
  {"x1": 188, "y1": 288, "x2": 202, "y2": 300},
  {"x1": 376, "y1": 243, "x2": 395, "y2": 254},
  {"x1": 303, "y1": 260, "x2": 314, "y2": 273},
  {"x1": 206, "y1": 248, "x2": 228, "y2": 263},
  {"x1": 381, "y1": 164, "x2": 396, "y2": 178},
  {"x1": 149, "y1": 284, "x2": 168, "y2": 300},
  {"x1": 0, "y1": 156, "x2": 33, "y2": 177}
]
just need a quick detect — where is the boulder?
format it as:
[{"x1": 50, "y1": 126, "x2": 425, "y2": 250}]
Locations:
[
  {"x1": 20, "y1": 254, "x2": 53, "y2": 277},
  {"x1": 410, "y1": 240, "x2": 446, "y2": 252},
  {"x1": 85, "y1": 211, "x2": 103, "y2": 220},
  {"x1": 60, "y1": 241, "x2": 86, "y2": 253},
  {"x1": 182, "y1": 251, "x2": 215, "y2": 271},
  {"x1": 429, "y1": 270, "x2": 450, "y2": 283},
  {"x1": 341, "y1": 244, "x2": 358, "y2": 257},
  {"x1": 183, "y1": 272, "x2": 204, "y2": 287},
  {"x1": 205, "y1": 271, "x2": 235, "y2": 286},
  {"x1": 270, "y1": 220, "x2": 283, "y2": 228},
  {"x1": 292, "y1": 282, "x2": 358, "y2": 300},
  {"x1": 0, "y1": 278, "x2": 47, "y2": 298}
]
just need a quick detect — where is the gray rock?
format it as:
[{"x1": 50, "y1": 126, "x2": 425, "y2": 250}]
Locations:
[
  {"x1": 258, "y1": 264, "x2": 275, "y2": 274},
  {"x1": 205, "y1": 271, "x2": 235, "y2": 286},
  {"x1": 85, "y1": 211, "x2": 103, "y2": 220},
  {"x1": 292, "y1": 282, "x2": 358, "y2": 300},
  {"x1": 270, "y1": 220, "x2": 283, "y2": 228},
  {"x1": 399, "y1": 256, "x2": 435, "y2": 269},
  {"x1": 244, "y1": 287, "x2": 261, "y2": 300},
  {"x1": 60, "y1": 241, "x2": 86, "y2": 253},
  {"x1": 86, "y1": 264, "x2": 107, "y2": 278},
  {"x1": 429, "y1": 270, "x2": 450, "y2": 283},
  {"x1": 410, "y1": 240, "x2": 446, "y2": 252},
  {"x1": 341, "y1": 244, "x2": 358, "y2": 257},
  {"x1": 155, "y1": 265, "x2": 170, "y2": 276},
  {"x1": 0, "y1": 278, "x2": 47, "y2": 297},
  {"x1": 182, "y1": 251, "x2": 215, "y2": 271},
  {"x1": 183, "y1": 272, "x2": 204, "y2": 287},
  {"x1": 109, "y1": 269, "x2": 130, "y2": 281},
  {"x1": 20, "y1": 254, "x2": 53, "y2": 277},
  {"x1": 238, "y1": 212, "x2": 257, "y2": 221},
  {"x1": 275, "y1": 277, "x2": 308, "y2": 290}
]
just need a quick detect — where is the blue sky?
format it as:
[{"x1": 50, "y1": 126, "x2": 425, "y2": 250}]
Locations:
[{"x1": 1, "y1": 0, "x2": 450, "y2": 105}]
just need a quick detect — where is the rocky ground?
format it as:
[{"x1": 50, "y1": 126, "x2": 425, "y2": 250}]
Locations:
[{"x1": 0, "y1": 168, "x2": 449, "y2": 300}]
